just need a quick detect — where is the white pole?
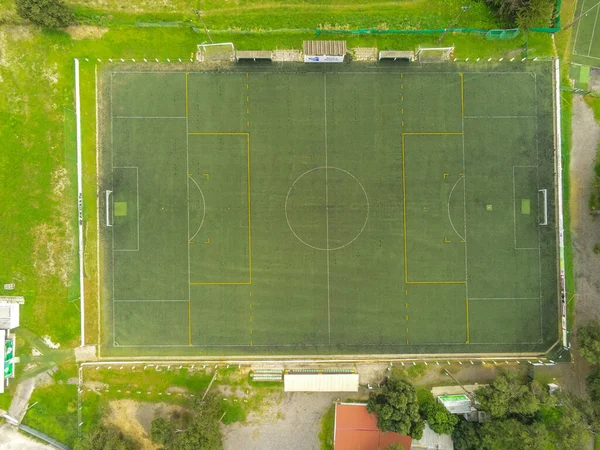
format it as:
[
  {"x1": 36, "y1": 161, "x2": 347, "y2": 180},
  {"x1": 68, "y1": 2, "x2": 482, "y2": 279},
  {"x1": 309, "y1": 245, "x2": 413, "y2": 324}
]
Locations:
[
  {"x1": 554, "y1": 58, "x2": 567, "y2": 349},
  {"x1": 74, "y1": 58, "x2": 86, "y2": 347}
]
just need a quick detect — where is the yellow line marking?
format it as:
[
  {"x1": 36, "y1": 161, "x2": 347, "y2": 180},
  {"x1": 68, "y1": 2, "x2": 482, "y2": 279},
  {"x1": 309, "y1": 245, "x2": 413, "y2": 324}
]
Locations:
[
  {"x1": 250, "y1": 316, "x2": 253, "y2": 322},
  {"x1": 203, "y1": 173, "x2": 210, "y2": 179},
  {"x1": 402, "y1": 108, "x2": 404, "y2": 114},
  {"x1": 190, "y1": 241, "x2": 194, "y2": 245},
  {"x1": 402, "y1": 120, "x2": 404, "y2": 127},
  {"x1": 250, "y1": 329, "x2": 252, "y2": 334},
  {"x1": 461, "y1": 239, "x2": 466, "y2": 243},
  {"x1": 405, "y1": 302, "x2": 408, "y2": 308},
  {"x1": 443, "y1": 172, "x2": 449, "y2": 179},
  {"x1": 246, "y1": 96, "x2": 249, "y2": 102},
  {"x1": 401, "y1": 83, "x2": 404, "y2": 89},
  {"x1": 406, "y1": 338, "x2": 409, "y2": 344},
  {"x1": 204, "y1": 237, "x2": 210, "y2": 244},
  {"x1": 405, "y1": 315, "x2": 408, "y2": 321},
  {"x1": 401, "y1": 95, "x2": 404, "y2": 101},
  {"x1": 402, "y1": 131, "x2": 467, "y2": 285},
  {"x1": 400, "y1": 73, "x2": 403, "y2": 79},
  {"x1": 246, "y1": 108, "x2": 249, "y2": 114},
  {"x1": 245, "y1": 83, "x2": 248, "y2": 89},
  {"x1": 445, "y1": 237, "x2": 450, "y2": 243},
  {"x1": 402, "y1": 132, "x2": 463, "y2": 135},
  {"x1": 402, "y1": 134, "x2": 408, "y2": 283},
  {"x1": 190, "y1": 281, "x2": 252, "y2": 285},
  {"x1": 250, "y1": 291, "x2": 252, "y2": 296},
  {"x1": 466, "y1": 298, "x2": 470, "y2": 343},
  {"x1": 246, "y1": 120, "x2": 250, "y2": 127},
  {"x1": 189, "y1": 132, "x2": 249, "y2": 135},
  {"x1": 459, "y1": 72, "x2": 465, "y2": 117},
  {"x1": 406, "y1": 327, "x2": 409, "y2": 333},
  {"x1": 250, "y1": 340, "x2": 253, "y2": 346},
  {"x1": 246, "y1": 72, "x2": 248, "y2": 78},
  {"x1": 247, "y1": 133, "x2": 252, "y2": 283},
  {"x1": 188, "y1": 300, "x2": 192, "y2": 346},
  {"x1": 405, "y1": 290, "x2": 408, "y2": 296},
  {"x1": 185, "y1": 72, "x2": 189, "y2": 118},
  {"x1": 250, "y1": 304, "x2": 252, "y2": 309}
]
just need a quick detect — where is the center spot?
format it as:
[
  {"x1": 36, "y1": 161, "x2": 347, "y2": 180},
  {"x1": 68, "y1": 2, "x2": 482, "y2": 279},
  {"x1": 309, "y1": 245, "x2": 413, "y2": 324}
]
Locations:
[{"x1": 285, "y1": 167, "x2": 369, "y2": 251}]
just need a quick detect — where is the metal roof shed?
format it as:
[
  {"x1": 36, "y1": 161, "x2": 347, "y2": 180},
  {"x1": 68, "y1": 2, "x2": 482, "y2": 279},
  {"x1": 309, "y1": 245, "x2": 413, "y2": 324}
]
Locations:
[
  {"x1": 303, "y1": 41, "x2": 347, "y2": 63},
  {"x1": 284, "y1": 373, "x2": 359, "y2": 392}
]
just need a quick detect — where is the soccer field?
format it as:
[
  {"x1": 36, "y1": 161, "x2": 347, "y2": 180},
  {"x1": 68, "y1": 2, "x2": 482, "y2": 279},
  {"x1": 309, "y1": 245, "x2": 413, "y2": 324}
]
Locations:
[
  {"x1": 97, "y1": 61, "x2": 559, "y2": 357},
  {"x1": 572, "y1": 0, "x2": 600, "y2": 67}
]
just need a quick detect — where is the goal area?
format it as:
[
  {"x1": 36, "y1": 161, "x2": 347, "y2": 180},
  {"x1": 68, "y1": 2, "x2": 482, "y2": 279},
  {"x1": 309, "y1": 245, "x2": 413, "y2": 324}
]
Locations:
[{"x1": 415, "y1": 46, "x2": 455, "y2": 62}]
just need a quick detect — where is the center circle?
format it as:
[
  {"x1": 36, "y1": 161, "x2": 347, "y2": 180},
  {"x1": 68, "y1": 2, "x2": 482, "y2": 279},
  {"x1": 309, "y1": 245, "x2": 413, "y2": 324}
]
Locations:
[{"x1": 284, "y1": 166, "x2": 369, "y2": 251}]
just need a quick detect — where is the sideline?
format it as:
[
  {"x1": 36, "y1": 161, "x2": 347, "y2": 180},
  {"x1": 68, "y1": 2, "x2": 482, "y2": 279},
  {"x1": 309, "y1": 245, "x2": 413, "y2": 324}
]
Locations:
[{"x1": 74, "y1": 58, "x2": 85, "y2": 347}]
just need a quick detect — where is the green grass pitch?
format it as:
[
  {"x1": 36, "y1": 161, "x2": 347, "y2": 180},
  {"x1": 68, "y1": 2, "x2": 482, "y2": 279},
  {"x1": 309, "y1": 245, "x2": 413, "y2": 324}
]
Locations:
[
  {"x1": 572, "y1": 0, "x2": 600, "y2": 66},
  {"x1": 97, "y1": 61, "x2": 559, "y2": 356}
]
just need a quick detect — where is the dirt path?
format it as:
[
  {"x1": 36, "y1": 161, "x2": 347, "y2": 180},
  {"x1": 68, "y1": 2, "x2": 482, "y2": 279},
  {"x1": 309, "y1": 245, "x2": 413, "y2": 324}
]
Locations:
[
  {"x1": 0, "y1": 424, "x2": 53, "y2": 450},
  {"x1": 567, "y1": 95, "x2": 600, "y2": 396},
  {"x1": 223, "y1": 392, "x2": 340, "y2": 450}
]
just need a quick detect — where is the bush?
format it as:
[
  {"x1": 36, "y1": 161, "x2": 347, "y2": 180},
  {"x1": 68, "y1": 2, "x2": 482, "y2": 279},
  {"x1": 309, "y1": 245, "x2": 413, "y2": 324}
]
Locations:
[
  {"x1": 578, "y1": 321, "x2": 600, "y2": 365},
  {"x1": 15, "y1": 0, "x2": 75, "y2": 28}
]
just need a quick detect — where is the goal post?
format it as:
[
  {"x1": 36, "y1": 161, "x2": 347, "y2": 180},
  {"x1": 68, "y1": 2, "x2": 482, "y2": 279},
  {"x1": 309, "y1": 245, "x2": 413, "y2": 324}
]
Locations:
[
  {"x1": 106, "y1": 190, "x2": 113, "y2": 227},
  {"x1": 538, "y1": 189, "x2": 548, "y2": 226},
  {"x1": 196, "y1": 42, "x2": 235, "y2": 62},
  {"x1": 415, "y1": 46, "x2": 455, "y2": 62}
]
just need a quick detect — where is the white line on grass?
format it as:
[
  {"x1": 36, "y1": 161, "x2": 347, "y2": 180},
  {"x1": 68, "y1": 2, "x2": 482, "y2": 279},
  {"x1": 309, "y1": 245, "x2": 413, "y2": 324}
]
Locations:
[
  {"x1": 96, "y1": 63, "x2": 102, "y2": 348},
  {"x1": 111, "y1": 73, "x2": 116, "y2": 346},
  {"x1": 469, "y1": 297, "x2": 540, "y2": 300},
  {"x1": 447, "y1": 176, "x2": 466, "y2": 241},
  {"x1": 114, "y1": 299, "x2": 189, "y2": 303},
  {"x1": 534, "y1": 74, "x2": 544, "y2": 343},
  {"x1": 186, "y1": 89, "x2": 192, "y2": 346},
  {"x1": 463, "y1": 115, "x2": 537, "y2": 119},
  {"x1": 75, "y1": 58, "x2": 85, "y2": 346},
  {"x1": 324, "y1": 73, "x2": 331, "y2": 345},
  {"x1": 113, "y1": 116, "x2": 187, "y2": 119},
  {"x1": 589, "y1": 3, "x2": 600, "y2": 56},
  {"x1": 573, "y1": 0, "x2": 586, "y2": 53},
  {"x1": 461, "y1": 94, "x2": 469, "y2": 338}
]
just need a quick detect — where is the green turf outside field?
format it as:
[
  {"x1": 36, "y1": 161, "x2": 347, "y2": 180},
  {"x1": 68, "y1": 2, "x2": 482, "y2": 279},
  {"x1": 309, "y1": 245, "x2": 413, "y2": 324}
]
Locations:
[
  {"x1": 572, "y1": 0, "x2": 600, "y2": 67},
  {"x1": 97, "y1": 61, "x2": 559, "y2": 356}
]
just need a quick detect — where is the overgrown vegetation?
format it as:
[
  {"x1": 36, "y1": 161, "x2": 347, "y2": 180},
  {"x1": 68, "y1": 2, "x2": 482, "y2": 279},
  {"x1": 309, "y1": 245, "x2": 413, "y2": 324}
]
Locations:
[
  {"x1": 485, "y1": 0, "x2": 557, "y2": 28},
  {"x1": 149, "y1": 394, "x2": 223, "y2": 450},
  {"x1": 452, "y1": 370, "x2": 592, "y2": 450},
  {"x1": 416, "y1": 389, "x2": 458, "y2": 435},
  {"x1": 318, "y1": 404, "x2": 335, "y2": 450},
  {"x1": 583, "y1": 96, "x2": 600, "y2": 212},
  {"x1": 15, "y1": 0, "x2": 74, "y2": 27}
]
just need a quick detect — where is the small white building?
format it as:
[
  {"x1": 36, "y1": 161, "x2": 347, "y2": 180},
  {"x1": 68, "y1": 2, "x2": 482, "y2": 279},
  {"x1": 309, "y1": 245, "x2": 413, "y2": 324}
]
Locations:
[{"x1": 0, "y1": 296, "x2": 23, "y2": 394}]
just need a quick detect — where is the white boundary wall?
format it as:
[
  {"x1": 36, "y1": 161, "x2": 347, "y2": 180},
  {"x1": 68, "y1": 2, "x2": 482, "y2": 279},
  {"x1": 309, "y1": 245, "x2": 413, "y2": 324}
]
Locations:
[
  {"x1": 75, "y1": 58, "x2": 85, "y2": 347},
  {"x1": 554, "y1": 58, "x2": 567, "y2": 349}
]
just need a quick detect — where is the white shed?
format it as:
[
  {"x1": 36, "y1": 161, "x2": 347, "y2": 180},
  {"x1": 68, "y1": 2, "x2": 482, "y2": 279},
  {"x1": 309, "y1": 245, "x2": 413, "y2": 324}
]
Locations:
[{"x1": 284, "y1": 373, "x2": 359, "y2": 392}]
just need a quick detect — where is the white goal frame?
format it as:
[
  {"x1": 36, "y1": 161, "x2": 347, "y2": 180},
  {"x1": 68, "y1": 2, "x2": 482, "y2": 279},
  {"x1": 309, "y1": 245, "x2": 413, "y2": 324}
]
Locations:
[
  {"x1": 196, "y1": 42, "x2": 235, "y2": 62},
  {"x1": 415, "y1": 46, "x2": 455, "y2": 62}
]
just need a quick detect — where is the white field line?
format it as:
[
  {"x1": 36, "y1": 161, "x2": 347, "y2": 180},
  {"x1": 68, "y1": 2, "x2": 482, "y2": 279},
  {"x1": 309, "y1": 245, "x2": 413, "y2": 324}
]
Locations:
[
  {"x1": 534, "y1": 72, "x2": 544, "y2": 343},
  {"x1": 114, "y1": 299, "x2": 189, "y2": 303},
  {"x1": 463, "y1": 115, "x2": 536, "y2": 119},
  {"x1": 574, "y1": 0, "x2": 586, "y2": 52},
  {"x1": 554, "y1": 58, "x2": 568, "y2": 349},
  {"x1": 469, "y1": 297, "x2": 540, "y2": 300},
  {"x1": 461, "y1": 93, "x2": 469, "y2": 342},
  {"x1": 111, "y1": 73, "x2": 116, "y2": 346},
  {"x1": 589, "y1": 3, "x2": 600, "y2": 56},
  {"x1": 95, "y1": 63, "x2": 102, "y2": 348},
  {"x1": 75, "y1": 58, "x2": 86, "y2": 347},
  {"x1": 113, "y1": 116, "x2": 186, "y2": 119},
  {"x1": 186, "y1": 90, "x2": 192, "y2": 346},
  {"x1": 324, "y1": 73, "x2": 331, "y2": 345},
  {"x1": 447, "y1": 176, "x2": 465, "y2": 241},
  {"x1": 112, "y1": 167, "x2": 139, "y2": 251}
]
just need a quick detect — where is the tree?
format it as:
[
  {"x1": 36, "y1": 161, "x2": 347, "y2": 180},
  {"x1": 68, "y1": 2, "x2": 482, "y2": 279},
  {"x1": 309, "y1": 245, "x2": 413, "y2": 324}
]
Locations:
[
  {"x1": 588, "y1": 368, "x2": 600, "y2": 402},
  {"x1": 452, "y1": 419, "x2": 483, "y2": 450},
  {"x1": 475, "y1": 370, "x2": 539, "y2": 418},
  {"x1": 151, "y1": 417, "x2": 175, "y2": 446},
  {"x1": 75, "y1": 425, "x2": 138, "y2": 450},
  {"x1": 156, "y1": 394, "x2": 223, "y2": 450},
  {"x1": 386, "y1": 444, "x2": 407, "y2": 450},
  {"x1": 366, "y1": 377, "x2": 424, "y2": 439},
  {"x1": 485, "y1": 0, "x2": 555, "y2": 28},
  {"x1": 579, "y1": 321, "x2": 600, "y2": 365},
  {"x1": 480, "y1": 418, "x2": 552, "y2": 450},
  {"x1": 15, "y1": 0, "x2": 74, "y2": 28},
  {"x1": 416, "y1": 389, "x2": 458, "y2": 435}
]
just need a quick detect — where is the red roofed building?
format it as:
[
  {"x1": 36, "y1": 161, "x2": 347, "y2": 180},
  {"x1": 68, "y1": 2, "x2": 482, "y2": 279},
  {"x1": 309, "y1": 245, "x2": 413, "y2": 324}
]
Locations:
[{"x1": 333, "y1": 402, "x2": 413, "y2": 450}]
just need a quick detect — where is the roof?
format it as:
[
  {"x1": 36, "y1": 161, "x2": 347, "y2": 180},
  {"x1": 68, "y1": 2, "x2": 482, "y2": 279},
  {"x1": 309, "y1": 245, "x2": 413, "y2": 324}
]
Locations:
[
  {"x1": 334, "y1": 403, "x2": 412, "y2": 450},
  {"x1": 0, "y1": 302, "x2": 19, "y2": 330},
  {"x1": 284, "y1": 374, "x2": 359, "y2": 392},
  {"x1": 379, "y1": 51, "x2": 415, "y2": 60},
  {"x1": 303, "y1": 40, "x2": 347, "y2": 56},
  {"x1": 236, "y1": 51, "x2": 273, "y2": 60},
  {"x1": 438, "y1": 394, "x2": 472, "y2": 414}
]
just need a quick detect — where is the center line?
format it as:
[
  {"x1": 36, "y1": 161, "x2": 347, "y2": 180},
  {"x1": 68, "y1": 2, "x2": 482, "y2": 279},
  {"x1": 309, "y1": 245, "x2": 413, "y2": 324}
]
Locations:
[{"x1": 324, "y1": 73, "x2": 331, "y2": 345}]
